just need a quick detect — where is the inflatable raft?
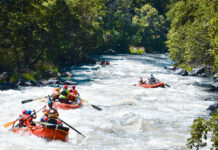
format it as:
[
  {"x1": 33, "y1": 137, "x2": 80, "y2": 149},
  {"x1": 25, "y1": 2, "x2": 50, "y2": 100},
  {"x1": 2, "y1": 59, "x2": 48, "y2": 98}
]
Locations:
[
  {"x1": 53, "y1": 99, "x2": 82, "y2": 110},
  {"x1": 139, "y1": 82, "x2": 165, "y2": 88},
  {"x1": 12, "y1": 124, "x2": 69, "y2": 142}
]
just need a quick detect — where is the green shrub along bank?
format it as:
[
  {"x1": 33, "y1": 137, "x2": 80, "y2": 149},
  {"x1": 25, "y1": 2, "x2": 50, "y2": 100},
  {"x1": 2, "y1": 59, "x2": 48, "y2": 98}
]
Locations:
[
  {"x1": 166, "y1": 0, "x2": 217, "y2": 73},
  {"x1": 187, "y1": 111, "x2": 218, "y2": 150}
]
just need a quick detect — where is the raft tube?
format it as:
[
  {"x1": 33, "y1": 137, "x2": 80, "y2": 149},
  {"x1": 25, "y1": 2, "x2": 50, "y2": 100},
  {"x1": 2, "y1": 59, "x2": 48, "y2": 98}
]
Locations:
[
  {"x1": 139, "y1": 82, "x2": 165, "y2": 88},
  {"x1": 53, "y1": 100, "x2": 82, "y2": 110},
  {"x1": 12, "y1": 125, "x2": 69, "y2": 142}
]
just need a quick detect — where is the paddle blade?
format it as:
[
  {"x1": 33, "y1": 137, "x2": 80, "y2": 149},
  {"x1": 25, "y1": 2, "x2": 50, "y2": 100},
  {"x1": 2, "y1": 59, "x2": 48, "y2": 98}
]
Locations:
[
  {"x1": 21, "y1": 99, "x2": 34, "y2": 104},
  {"x1": 165, "y1": 84, "x2": 171, "y2": 87},
  {"x1": 40, "y1": 98, "x2": 47, "y2": 102},
  {"x1": 91, "y1": 104, "x2": 102, "y2": 111},
  {"x1": 4, "y1": 120, "x2": 16, "y2": 128},
  {"x1": 82, "y1": 99, "x2": 88, "y2": 103}
]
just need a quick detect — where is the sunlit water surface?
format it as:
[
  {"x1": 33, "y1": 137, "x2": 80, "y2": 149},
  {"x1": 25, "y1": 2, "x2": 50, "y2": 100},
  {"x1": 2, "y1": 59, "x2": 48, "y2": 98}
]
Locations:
[{"x1": 0, "y1": 54, "x2": 216, "y2": 150}]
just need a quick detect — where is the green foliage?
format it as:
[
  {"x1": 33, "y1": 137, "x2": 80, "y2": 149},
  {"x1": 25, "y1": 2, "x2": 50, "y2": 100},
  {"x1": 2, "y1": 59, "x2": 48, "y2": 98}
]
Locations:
[
  {"x1": 187, "y1": 111, "x2": 218, "y2": 150},
  {"x1": 178, "y1": 63, "x2": 192, "y2": 72},
  {"x1": 166, "y1": 0, "x2": 217, "y2": 73},
  {"x1": 22, "y1": 73, "x2": 35, "y2": 81},
  {"x1": 0, "y1": 0, "x2": 173, "y2": 79},
  {"x1": 9, "y1": 72, "x2": 18, "y2": 83},
  {"x1": 129, "y1": 46, "x2": 145, "y2": 54},
  {"x1": 132, "y1": 4, "x2": 167, "y2": 52}
]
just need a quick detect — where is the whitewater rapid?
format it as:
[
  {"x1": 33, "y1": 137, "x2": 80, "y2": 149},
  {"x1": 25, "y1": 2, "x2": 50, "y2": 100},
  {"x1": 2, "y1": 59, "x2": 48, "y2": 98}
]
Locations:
[{"x1": 0, "y1": 54, "x2": 216, "y2": 150}]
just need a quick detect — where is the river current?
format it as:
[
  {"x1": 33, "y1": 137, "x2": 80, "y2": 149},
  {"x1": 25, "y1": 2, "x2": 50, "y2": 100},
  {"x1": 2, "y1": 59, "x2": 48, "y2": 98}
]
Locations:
[{"x1": 0, "y1": 54, "x2": 216, "y2": 150}]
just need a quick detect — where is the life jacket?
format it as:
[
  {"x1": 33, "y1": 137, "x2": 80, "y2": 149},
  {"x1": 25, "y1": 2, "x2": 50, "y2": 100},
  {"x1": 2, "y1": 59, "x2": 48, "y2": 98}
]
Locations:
[
  {"x1": 60, "y1": 89, "x2": 67, "y2": 96},
  {"x1": 47, "y1": 108, "x2": 60, "y2": 125},
  {"x1": 53, "y1": 88, "x2": 60, "y2": 98},
  {"x1": 19, "y1": 114, "x2": 32, "y2": 126},
  {"x1": 59, "y1": 89, "x2": 69, "y2": 99},
  {"x1": 48, "y1": 108, "x2": 59, "y2": 118},
  {"x1": 71, "y1": 89, "x2": 78, "y2": 95},
  {"x1": 151, "y1": 76, "x2": 156, "y2": 82}
]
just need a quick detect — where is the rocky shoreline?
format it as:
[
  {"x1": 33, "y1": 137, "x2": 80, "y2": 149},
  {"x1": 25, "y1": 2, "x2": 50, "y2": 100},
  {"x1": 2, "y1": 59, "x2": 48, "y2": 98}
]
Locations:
[
  {"x1": 164, "y1": 65, "x2": 218, "y2": 91},
  {"x1": 0, "y1": 70, "x2": 77, "y2": 90},
  {"x1": 164, "y1": 65, "x2": 218, "y2": 115}
]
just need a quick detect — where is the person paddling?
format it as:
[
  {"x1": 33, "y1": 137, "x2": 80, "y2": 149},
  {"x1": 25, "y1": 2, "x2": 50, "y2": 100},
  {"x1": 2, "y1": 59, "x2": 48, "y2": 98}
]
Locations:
[
  {"x1": 41, "y1": 101, "x2": 62, "y2": 126},
  {"x1": 52, "y1": 84, "x2": 60, "y2": 100},
  {"x1": 139, "y1": 77, "x2": 144, "y2": 84},
  {"x1": 69, "y1": 85, "x2": 80, "y2": 104},
  {"x1": 100, "y1": 61, "x2": 105, "y2": 65},
  {"x1": 13, "y1": 109, "x2": 36, "y2": 127},
  {"x1": 58, "y1": 84, "x2": 70, "y2": 103}
]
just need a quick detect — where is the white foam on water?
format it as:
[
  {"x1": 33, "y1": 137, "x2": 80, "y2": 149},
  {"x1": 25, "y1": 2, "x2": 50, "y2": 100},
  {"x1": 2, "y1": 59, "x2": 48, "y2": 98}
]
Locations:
[{"x1": 0, "y1": 54, "x2": 216, "y2": 149}]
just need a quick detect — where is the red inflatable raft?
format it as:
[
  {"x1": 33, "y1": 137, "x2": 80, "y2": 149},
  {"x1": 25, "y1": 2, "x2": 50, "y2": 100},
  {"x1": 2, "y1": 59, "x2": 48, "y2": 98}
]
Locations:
[
  {"x1": 139, "y1": 82, "x2": 165, "y2": 88},
  {"x1": 12, "y1": 125, "x2": 69, "y2": 142},
  {"x1": 53, "y1": 99, "x2": 82, "y2": 110}
]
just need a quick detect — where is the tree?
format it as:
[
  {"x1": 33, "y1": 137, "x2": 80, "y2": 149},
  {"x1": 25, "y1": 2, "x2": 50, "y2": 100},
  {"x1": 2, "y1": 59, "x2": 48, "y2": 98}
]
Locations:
[
  {"x1": 166, "y1": 0, "x2": 217, "y2": 71},
  {"x1": 187, "y1": 111, "x2": 218, "y2": 150},
  {"x1": 132, "y1": 4, "x2": 167, "y2": 52}
]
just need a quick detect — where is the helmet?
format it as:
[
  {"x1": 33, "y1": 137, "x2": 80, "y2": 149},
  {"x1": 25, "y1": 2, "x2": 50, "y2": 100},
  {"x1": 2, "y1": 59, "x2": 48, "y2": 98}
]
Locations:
[
  {"x1": 44, "y1": 112, "x2": 48, "y2": 116},
  {"x1": 48, "y1": 101, "x2": 53, "y2": 105},
  {"x1": 55, "y1": 88, "x2": 60, "y2": 92},
  {"x1": 64, "y1": 84, "x2": 68, "y2": 88},
  {"x1": 26, "y1": 110, "x2": 32, "y2": 115},
  {"x1": 72, "y1": 85, "x2": 76, "y2": 89},
  {"x1": 151, "y1": 74, "x2": 154, "y2": 77},
  {"x1": 22, "y1": 110, "x2": 26, "y2": 114}
]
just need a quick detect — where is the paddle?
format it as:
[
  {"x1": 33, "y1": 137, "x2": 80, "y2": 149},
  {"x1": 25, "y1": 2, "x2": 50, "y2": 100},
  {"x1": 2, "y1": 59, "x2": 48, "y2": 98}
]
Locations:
[
  {"x1": 21, "y1": 96, "x2": 48, "y2": 104},
  {"x1": 165, "y1": 84, "x2": 171, "y2": 87},
  {"x1": 14, "y1": 106, "x2": 45, "y2": 128},
  {"x1": 3, "y1": 120, "x2": 16, "y2": 128},
  {"x1": 79, "y1": 97, "x2": 102, "y2": 111},
  {"x1": 58, "y1": 118, "x2": 85, "y2": 137},
  {"x1": 155, "y1": 78, "x2": 171, "y2": 88}
]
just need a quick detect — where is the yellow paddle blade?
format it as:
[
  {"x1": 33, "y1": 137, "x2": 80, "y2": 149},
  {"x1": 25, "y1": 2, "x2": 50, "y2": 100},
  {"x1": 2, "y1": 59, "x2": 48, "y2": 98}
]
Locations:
[
  {"x1": 40, "y1": 98, "x2": 47, "y2": 102},
  {"x1": 82, "y1": 99, "x2": 88, "y2": 103},
  {"x1": 4, "y1": 120, "x2": 16, "y2": 128}
]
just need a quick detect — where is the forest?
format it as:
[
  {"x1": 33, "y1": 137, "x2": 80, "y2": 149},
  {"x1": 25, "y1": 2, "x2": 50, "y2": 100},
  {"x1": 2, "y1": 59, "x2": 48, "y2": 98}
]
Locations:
[{"x1": 0, "y1": 0, "x2": 217, "y2": 81}]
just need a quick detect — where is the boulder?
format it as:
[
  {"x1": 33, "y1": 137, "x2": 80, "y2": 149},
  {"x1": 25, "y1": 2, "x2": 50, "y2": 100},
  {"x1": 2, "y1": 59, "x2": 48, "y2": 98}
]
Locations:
[
  {"x1": 17, "y1": 80, "x2": 36, "y2": 86},
  {"x1": 205, "y1": 97, "x2": 218, "y2": 101},
  {"x1": 46, "y1": 69, "x2": 55, "y2": 77},
  {"x1": 47, "y1": 79, "x2": 59, "y2": 85},
  {"x1": 104, "y1": 49, "x2": 117, "y2": 54},
  {"x1": 57, "y1": 72, "x2": 62, "y2": 77},
  {"x1": 64, "y1": 80, "x2": 77, "y2": 85},
  {"x1": 164, "y1": 66, "x2": 176, "y2": 70},
  {"x1": 189, "y1": 67, "x2": 205, "y2": 76},
  {"x1": 213, "y1": 73, "x2": 217, "y2": 80},
  {"x1": 197, "y1": 73, "x2": 207, "y2": 78},
  {"x1": 211, "y1": 82, "x2": 218, "y2": 91},
  {"x1": 174, "y1": 68, "x2": 188, "y2": 76},
  {"x1": 62, "y1": 72, "x2": 72, "y2": 77},
  {"x1": 207, "y1": 103, "x2": 218, "y2": 116},
  {"x1": 0, "y1": 72, "x2": 9, "y2": 81}
]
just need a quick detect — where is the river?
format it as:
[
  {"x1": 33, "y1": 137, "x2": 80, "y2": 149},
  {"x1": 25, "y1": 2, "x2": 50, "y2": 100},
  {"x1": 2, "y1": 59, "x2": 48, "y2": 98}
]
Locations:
[{"x1": 0, "y1": 54, "x2": 216, "y2": 150}]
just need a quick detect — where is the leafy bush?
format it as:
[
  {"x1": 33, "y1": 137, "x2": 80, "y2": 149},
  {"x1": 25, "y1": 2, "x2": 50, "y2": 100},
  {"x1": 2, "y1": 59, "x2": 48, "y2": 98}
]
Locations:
[{"x1": 187, "y1": 110, "x2": 218, "y2": 150}]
